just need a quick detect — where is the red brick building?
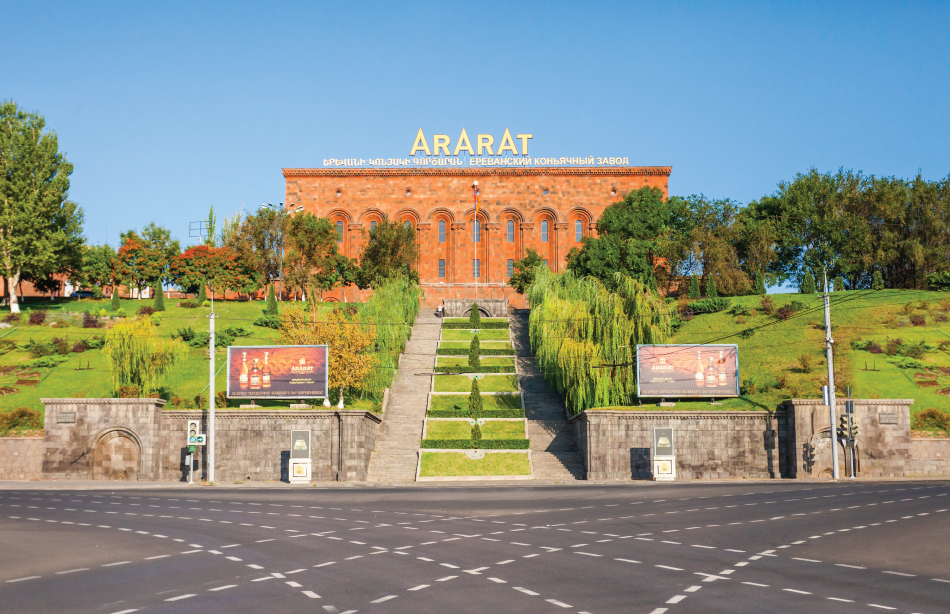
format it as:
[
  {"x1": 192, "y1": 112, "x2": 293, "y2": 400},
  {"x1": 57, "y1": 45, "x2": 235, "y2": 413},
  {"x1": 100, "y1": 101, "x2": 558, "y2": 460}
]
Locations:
[{"x1": 283, "y1": 166, "x2": 671, "y2": 308}]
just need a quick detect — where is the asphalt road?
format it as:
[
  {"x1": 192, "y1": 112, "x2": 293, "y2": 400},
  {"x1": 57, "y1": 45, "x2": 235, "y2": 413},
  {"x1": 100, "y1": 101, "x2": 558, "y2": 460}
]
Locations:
[{"x1": 1, "y1": 479, "x2": 948, "y2": 614}]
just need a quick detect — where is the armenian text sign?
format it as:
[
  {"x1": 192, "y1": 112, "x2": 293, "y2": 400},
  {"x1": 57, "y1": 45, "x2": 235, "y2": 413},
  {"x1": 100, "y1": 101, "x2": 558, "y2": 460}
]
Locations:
[
  {"x1": 636, "y1": 344, "x2": 740, "y2": 398},
  {"x1": 226, "y1": 345, "x2": 328, "y2": 399}
]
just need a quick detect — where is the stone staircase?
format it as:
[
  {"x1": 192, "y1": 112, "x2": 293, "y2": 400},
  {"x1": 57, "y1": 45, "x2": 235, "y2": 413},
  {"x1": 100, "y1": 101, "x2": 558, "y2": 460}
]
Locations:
[
  {"x1": 365, "y1": 313, "x2": 441, "y2": 483},
  {"x1": 510, "y1": 310, "x2": 585, "y2": 481}
]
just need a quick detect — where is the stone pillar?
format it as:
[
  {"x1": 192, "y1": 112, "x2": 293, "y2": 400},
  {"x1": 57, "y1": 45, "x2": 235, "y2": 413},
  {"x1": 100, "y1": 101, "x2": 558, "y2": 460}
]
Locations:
[
  {"x1": 416, "y1": 222, "x2": 432, "y2": 283},
  {"x1": 520, "y1": 223, "x2": 534, "y2": 262},
  {"x1": 554, "y1": 222, "x2": 568, "y2": 272},
  {"x1": 451, "y1": 222, "x2": 466, "y2": 288},
  {"x1": 347, "y1": 224, "x2": 363, "y2": 260},
  {"x1": 486, "y1": 222, "x2": 501, "y2": 286}
]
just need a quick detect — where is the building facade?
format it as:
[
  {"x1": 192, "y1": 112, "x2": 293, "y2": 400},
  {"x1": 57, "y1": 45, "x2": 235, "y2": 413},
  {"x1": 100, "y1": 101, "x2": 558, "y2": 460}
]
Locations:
[{"x1": 283, "y1": 166, "x2": 671, "y2": 308}]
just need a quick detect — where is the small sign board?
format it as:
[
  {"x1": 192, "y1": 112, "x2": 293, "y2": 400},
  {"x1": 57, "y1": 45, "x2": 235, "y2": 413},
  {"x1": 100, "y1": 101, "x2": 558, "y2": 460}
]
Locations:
[
  {"x1": 654, "y1": 427, "x2": 674, "y2": 457},
  {"x1": 290, "y1": 430, "x2": 311, "y2": 460},
  {"x1": 879, "y1": 412, "x2": 898, "y2": 425},
  {"x1": 56, "y1": 411, "x2": 76, "y2": 424}
]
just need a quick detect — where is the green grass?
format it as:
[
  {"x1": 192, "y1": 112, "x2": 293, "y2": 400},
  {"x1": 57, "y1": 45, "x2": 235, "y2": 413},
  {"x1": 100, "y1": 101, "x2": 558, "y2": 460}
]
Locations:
[
  {"x1": 418, "y1": 452, "x2": 531, "y2": 477},
  {"x1": 426, "y1": 419, "x2": 525, "y2": 439},
  {"x1": 439, "y1": 341, "x2": 513, "y2": 350},
  {"x1": 0, "y1": 298, "x2": 341, "y2": 418},
  {"x1": 429, "y1": 395, "x2": 522, "y2": 413},
  {"x1": 658, "y1": 289, "x2": 950, "y2": 421},
  {"x1": 441, "y1": 329, "x2": 510, "y2": 341},
  {"x1": 436, "y1": 357, "x2": 515, "y2": 367},
  {"x1": 434, "y1": 375, "x2": 520, "y2": 392},
  {"x1": 443, "y1": 318, "x2": 507, "y2": 324}
]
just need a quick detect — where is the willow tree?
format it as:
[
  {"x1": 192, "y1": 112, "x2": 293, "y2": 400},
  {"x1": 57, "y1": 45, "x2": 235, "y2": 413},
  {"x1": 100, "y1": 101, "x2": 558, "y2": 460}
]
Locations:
[
  {"x1": 526, "y1": 269, "x2": 672, "y2": 414},
  {"x1": 105, "y1": 317, "x2": 187, "y2": 395}
]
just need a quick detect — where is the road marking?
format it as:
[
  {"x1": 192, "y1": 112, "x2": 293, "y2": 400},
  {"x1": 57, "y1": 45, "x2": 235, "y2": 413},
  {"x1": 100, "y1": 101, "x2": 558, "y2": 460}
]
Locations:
[
  {"x1": 247, "y1": 564, "x2": 263, "y2": 569},
  {"x1": 684, "y1": 586, "x2": 701, "y2": 593},
  {"x1": 165, "y1": 594, "x2": 195, "y2": 601},
  {"x1": 209, "y1": 585, "x2": 237, "y2": 591},
  {"x1": 440, "y1": 563, "x2": 459, "y2": 568},
  {"x1": 110, "y1": 610, "x2": 139, "y2": 614},
  {"x1": 783, "y1": 589, "x2": 811, "y2": 595},
  {"x1": 436, "y1": 576, "x2": 457, "y2": 582},
  {"x1": 574, "y1": 552, "x2": 602, "y2": 557},
  {"x1": 416, "y1": 557, "x2": 434, "y2": 562},
  {"x1": 488, "y1": 577, "x2": 506, "y2": 583},
  {"x1": 314, "y1": 562, "x2": 336, "y2": 567},
  {"x1": 523, "y1": 554, "x2": 540, "y2": 558},
  {"x1": 5, "y1": 576, "x2": 40, "y2": 583},
  {"x1": 655, "y1": 565, "x2": 683, "y2": 571},
  {"x1": 835, "y1": 564, "x2": 865, "y2": 569},
  {"x1": 464, "y1": 567, "x2": 488, "y2": 574},
  {"x1": 615, "y1": 558, "x2": 641, "y2": 564},
  {"x1": 103, "y1": 561, "x2": 131, "y2": 567},
  {"x1": 55, "y1": 568, "x2": 89, "y2": 574},
  {"x1": 370, "y1": 595, "x2": 397, "y2": 603},
  {"x1": 408, "y1": 585, "x2": 429, "y2": 591},
  {"x1": 868, "y1": 605, "x2": 896, "y2": 610},
  {"x1": 301, "y1": 590, "x2": 320, "y2": 598},
  {"x1": 546, "y1": 599, "x2": 572, "y2": 608},
  {"x1": 497, "y1": 560, "x2": 514, "y2": 565},
  {"x1": 692, "y1": 545, "x2": 715, "y2": 549},
  {"x1": 514, "y1": 587, "x2": 540, "y2": 595},
  {"x1": 252, "y1": 577, "x2": 273, "y2": 582},
  {"x1": 827, "y1": 597, "x2": 854, "y2": 602},
  {"x1": 933, "y1": 578, "x2": 950, "y2": 584},
  {"x1": 882, "y1": 571, "x2": 915, "y2": 577},
  {"x1": 271, "y1": 573, "x2": 285, "y2": 578},
  {"x1": 792, "y1": 558, "x2": 821, "y2": 563},
  {"x1": 666, "y1": 595, "x2": 686, "y2": 604},
  {"x1": 286, "y1": 581, "x2": 302, "y2": 588},
  {"x1": 743, "y1": 582, "x2": 768, "y2": 587}
]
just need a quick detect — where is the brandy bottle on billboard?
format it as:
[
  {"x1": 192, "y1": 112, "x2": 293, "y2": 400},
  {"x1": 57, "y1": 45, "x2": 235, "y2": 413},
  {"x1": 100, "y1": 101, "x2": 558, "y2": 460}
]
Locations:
[
  {"x1": 249, "y1": 358, "x2": 262, "y2": 390},
  {"x1": 262, "y1": 352, "x2": 271, "y2": 388},
  {"x1": 718, "y1": 350, "x2": 727, "y2": 387},
  {"x1": 695, "y1": 351, "x2": 705, "y2": 387},
  {"x1": 239, "y1": 351, "x2": 249, "y2": 389},
  {"x1": 705, "y1": 357, "x2": 717, "y2": 387}
]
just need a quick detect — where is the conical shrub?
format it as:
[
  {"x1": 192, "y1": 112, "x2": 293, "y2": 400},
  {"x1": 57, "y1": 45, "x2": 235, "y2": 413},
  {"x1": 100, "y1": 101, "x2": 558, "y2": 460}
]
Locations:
[
  {"x1": 469, "y1": 334, "x2": 481, "y2": 370},
  {"x1": 266, "y1": 284, "x2": 278, "y2": 315},
  {"x1": 705, "y1": 276, "x2": 718, "y2": 298},
  {"x1": 469, "y1": 377, "x2": 482, "y2": 419},
  {"x1": 152, "y1": 279, "x2": 165, "y2": 312},
  {"x1": 801, "y1": 271, "x2": 816, "y2": 294},
  {"x1": 687, "y1": 274, "x2": 700, "y2": 298},
  {"x1": 872, "y1": 270, "x2": 884, "y2": 290},
  {"x1": 469, "y1": 302, "x2": 481, "y2": 327},
  {"x1": 111, "y1": 284, "x2": 121, "y2": 311}
]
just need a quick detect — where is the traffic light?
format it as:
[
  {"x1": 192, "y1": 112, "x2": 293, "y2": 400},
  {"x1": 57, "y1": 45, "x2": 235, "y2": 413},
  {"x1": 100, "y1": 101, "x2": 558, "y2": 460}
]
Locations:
[
  {"x1": 837, "y1": 415, "x2": 858, "y2": 442},
  {"x1": 187, "y1": 420, "x2": 206, "y2": 445}
]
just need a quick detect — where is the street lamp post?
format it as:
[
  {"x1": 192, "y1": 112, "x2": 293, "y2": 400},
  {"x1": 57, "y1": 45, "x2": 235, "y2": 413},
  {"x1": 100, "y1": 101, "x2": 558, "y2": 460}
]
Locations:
[{"x1": 472, "y1": 181, "x2": 478, "y2": 302}]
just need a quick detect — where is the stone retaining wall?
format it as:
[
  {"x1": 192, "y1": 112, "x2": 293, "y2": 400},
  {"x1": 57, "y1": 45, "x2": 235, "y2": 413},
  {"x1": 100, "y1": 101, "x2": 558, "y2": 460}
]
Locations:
[
  {"x1": 907, "y1": 438, "x2": 950, "y2": 476},
  {"x1": 0, "y1": 437, "x2": 43, "y2": 480},
  {"x1": 569, "y1": 410, "x2": 786, "y2": 480}
]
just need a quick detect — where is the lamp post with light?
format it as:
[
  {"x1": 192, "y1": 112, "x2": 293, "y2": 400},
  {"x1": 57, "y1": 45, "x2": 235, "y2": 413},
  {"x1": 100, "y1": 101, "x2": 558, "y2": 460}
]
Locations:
[{"x1": 472, "y1": 181, "x2": 478, "y2": 302}]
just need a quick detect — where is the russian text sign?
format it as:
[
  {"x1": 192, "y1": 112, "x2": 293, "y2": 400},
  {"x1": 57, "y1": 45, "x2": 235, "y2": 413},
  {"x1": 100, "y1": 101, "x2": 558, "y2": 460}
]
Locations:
[
  {"x1": 226, "y1": 345, "x2": 328, "y2": 399},
  {"x1": 636, "y1": 344, "x2": 740, "y2": 398}
]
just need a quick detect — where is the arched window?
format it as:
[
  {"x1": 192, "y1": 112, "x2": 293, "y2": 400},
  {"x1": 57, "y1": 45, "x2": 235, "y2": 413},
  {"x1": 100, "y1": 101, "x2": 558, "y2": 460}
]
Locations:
[
  {"x1": 473, "y1": 220, "x2": 480, "y2": 243},
  {"x1": 439, "y1": 220, "x2": 446, "y2": 243},
  {"x1": 575, "y1": 219, "x2": 582, "y2": 242},
  {"x1": 404, "y1": 220, "x2": 411, "y2": 230},
  {"x1": 370, "y1": 220, "x2": 377, "y2": 232},
  {"x1": 507, "y1": 220, "x2": 514, "y2": 243},
  {"x1": 541, "y1": 220, "x2": 549, "y2": 242},
  {"x1": 336, "y1": 221, "x2": 344, "y2": 243}
]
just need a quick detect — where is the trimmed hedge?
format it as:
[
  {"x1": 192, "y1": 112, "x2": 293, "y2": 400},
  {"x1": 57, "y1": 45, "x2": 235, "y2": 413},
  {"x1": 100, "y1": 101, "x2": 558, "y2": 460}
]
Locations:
[
  {"x1": 436, "y1": 366, "x2": 516, "y2": 374},
  {"x1": 438, "y1": 348, "x2": 515, "y2": 356},
  {"x1": 428, "y1": 409, "x2": 525, "y2": 418},
  {"x1": 442, "y1": 321, "x2": 509, "y2": 330},
  {"x1": 420, "y1": 439, "x2": 530, "y2": 450}
]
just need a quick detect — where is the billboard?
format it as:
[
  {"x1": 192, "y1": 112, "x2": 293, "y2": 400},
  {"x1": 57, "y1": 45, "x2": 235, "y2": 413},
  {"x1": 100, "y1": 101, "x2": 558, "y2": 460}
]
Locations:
[
  {"x1": 226, "y1": 345, "x2": 328, "y2": 399},
  {"x1": 636, "y1": 344, "x2": 739, "y2": 398}
]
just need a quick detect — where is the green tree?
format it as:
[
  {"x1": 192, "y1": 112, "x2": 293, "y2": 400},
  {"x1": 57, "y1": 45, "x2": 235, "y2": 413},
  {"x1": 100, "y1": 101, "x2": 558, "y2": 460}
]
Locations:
[
  {"x1": 0, "y1": 101, "x2": 85, "y2": 313},
  {"x1": 231, "y1": 206, "x2": 287, "y2": 296},
  {"x1": 74, "y1": 243, "x2": 117, "y2": 294},
  {"x1": 266, "y1": 283, "x2": 278, "y2": 315},
  {"x1": 753, "y1": 271, "x2": 767, "y2": 295},
  {"x1": 682, "y1": 195, "x2": 750, "y2": 296},
  {"x1": 705, "y1": 275, "x2": 718, "y2": 298},
  {"x1": 469, "y1": 334, "x2": 481, "y2": 370},
  {"x1": 469, "y1": 377, "x2": 482, "y2": 419},
  {"x1": 152, "y1": 278, "x2": 165, "y2": 311},
  {"x1": 471, "y1": 423, "x2": 482, "y2": 448},
  {"x1": 114, "y1": 237, "x2": 167, "y2": 299},
  {"x1": 872, "y1": 269, "x2": 885, "y2": 290},
  {"x1": 104, "y1": 317, "x2": 187, "y2": 395},
  {"x1": 508, "y1": 248, "x2": 544, "y2": 294},
  {"x1": 284, "y1": 213, "x2": 342, "y2": 299},
  {"x1": 111, "y1": 284, "x2": 121, "y2": 310},
  {"x1": 834, "y1": 275, "x2": 845, "y2": 292},
  {"x1": 357, "y1": 220, "x2": 419, "y2": 289},
  {"x1": 687, "y1": 274, "x2": 700, "y2": 298},
  {"x1": 469, "y1": 302, "x2": 481, "y2": 327},
  {"x1": 801, "y1": 270, "x2": 816, "y2": 294}
]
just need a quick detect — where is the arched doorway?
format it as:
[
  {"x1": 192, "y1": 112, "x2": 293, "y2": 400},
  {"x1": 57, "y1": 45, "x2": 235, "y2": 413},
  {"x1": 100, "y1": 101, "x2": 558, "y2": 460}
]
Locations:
[{"x1": 92, "y1": 430, "x2": 141, "y2": 480}]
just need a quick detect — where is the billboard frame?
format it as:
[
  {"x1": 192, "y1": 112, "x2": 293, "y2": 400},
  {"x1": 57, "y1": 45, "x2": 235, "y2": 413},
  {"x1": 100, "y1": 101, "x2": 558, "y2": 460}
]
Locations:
[
  {"x1": 635, "y1": 343, "x2": 740, "y2": 398},
  {"x1": 226, "y1": 344, "x2": 329, "y2": 400}
]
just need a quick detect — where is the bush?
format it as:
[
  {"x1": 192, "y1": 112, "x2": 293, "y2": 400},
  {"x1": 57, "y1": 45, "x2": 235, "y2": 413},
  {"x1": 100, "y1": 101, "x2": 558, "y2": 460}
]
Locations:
[
  {"x1": 266, "y1": 284, "x2": 278, "y2": 316},
  {"x1": 800, "y1": 271, "x2": 816, "y2": 294},
  {"x1": 469, "y1": 335, "x2": 481, "y2": 370},
  {"x1": 254, "y1": 313, "x2": 280, "y2": 329},
  {"x1": 729, "y1": 304, "x2": 751, "y2": 317},
  {"x1": 201, "y1": 300, "x2": 211, "y2": 308},
  {"x1": 798, "y1": 353, "x2": 814, "y2": 373},
  {"x1": 187, "y1": 331, "x2": 234, "y2": 348},
  {"x1": 775, "y1": 374, "x2": 788, "y2": 389},
  {"x1": 117, "y1": 385, "x2": 140, "y2": 398},
  {"x1": 471, "y1": 424, "x2": 482, "y2": 447},
  {"x1": 150, "y1": 313, "x2": 162, "y2": 327},
  {"x1": 689, "y1": 297, "x2": 730, "y2": 313},
  {"x1": 51, "y1": 337, "x2": 71, "y2": 355},
  {"x1": 469, "y1": 377, "x2": 483, "y2": 419},
  {"x1": 834, "y1": 276, "x2": 845, "y2": 292},
  {"x1": 470, "y1": 303, "x2": 481, "y2": 327},
  {"x1": 176, "y1": 326, "x2": 196, "y2": 341},
  {"x1": 442, "y1": 321, "x2": 509, "y2": 329},
  {"x1": 137, "y1": 305, "x2": 156, "y2": 316},
  {"x1": 92, "y1": 286, "x2": 104, "y2": 300},
  {"x1": 741, "y1": 377, "x2": 758, "y2": 396},
  {"x1": 3, "y1": 313, "x2": 20, "y2": 324},
  {"x1": 179, "y1": 299, "x2": 202, "y2": 308},
  {"x1": 437, "y1": 348, "x2": 515, "y2": 356},
  {"x1": 739, "y1": 328, "x2": 756, "y2": 339},
  {"x1": 872, "y1": 270, "x2": 885, "y2": 290},
  {"x1": 776, "y1": 306, "x2": 793, "y2": 321},
  {"x1": 885, "y1": 338, "x2": 902, "y2": 356},
  {"x1": 194, "y1": 393, "x2": 206, "y2": 408},
  {"x1": 153, "y1": 282, "x2": 166, "y2": 312},
  {"x1": 428, "y1": 409, "x2": 525, "y2": 418},
  {"x1": 910, "y1": 314, "x2": 926, "y2": 327},
  {"x1": 111, "y1": 288, "x2": 121, "y2": 311},
  {"x1": 788, "y1": 300, "x2": 807, "y2": 312},
  {"x1": 71, "y1": 342, "x2": 87, "y2": 353},
  {"x1": 223, "y1": 325, "x2": 253, "y2": 338},
  {"x1": 687, "y1": 274, "x2": 700, "y2": 298},
  {"x1": 420, "y1": 439, "x2": 531, "y2": 450},
  {"x1": 114, "y1": 307, "x2": 127, "y2": 317},
  {"x1": 29, "y1": 311, "x2": 47, "y2": 325},
  {"x1": 912, "y1": 408, "x2": 950, "y2": 432},
  {"x1": 26, "y1": 339, "x2": 56, "y2": 358},
  {"x1": 760, "y1": 296, "x2": 775, "y2": 316},
  {"x1": 171, "y1": 396, "x2": 183, "y2": 409},
  {"x1": 704, "y1": 276, "x2": 718, "y2": 299},
  {"x1": 0, "y1": 408, "x2": 42, "y2": 432},
  {"x1": 27, "y1": 355, "x2": 69, "y2": 368},
  {"x1": 216, "y1": 391, "x2": 228, "y2": 408},
  {"x1": 82, "y1": 311, "x2": 102, "y2": 329},
  {"x1": 436, "y1": 366, "x2": 517, "y2": 374},
  {"x1": 753, "y1": 271, "x2": 766, "y2": 295}
]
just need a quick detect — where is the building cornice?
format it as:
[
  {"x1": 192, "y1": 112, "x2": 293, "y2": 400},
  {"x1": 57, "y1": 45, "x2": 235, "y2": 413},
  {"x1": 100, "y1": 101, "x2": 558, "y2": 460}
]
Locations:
[{"x1": 283, "y1": 166, "x2": 671, "y2": 179}]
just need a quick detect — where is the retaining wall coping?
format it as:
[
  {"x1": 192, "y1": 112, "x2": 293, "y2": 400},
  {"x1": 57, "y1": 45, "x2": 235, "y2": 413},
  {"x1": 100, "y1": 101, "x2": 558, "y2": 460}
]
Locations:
[
  {"x1": 569, "y1": 409, "x2": 784, "y2": 423},
  {"x1": 160, "y1": 409, "x2": 382, "y2": 423},
  {"x1": 782, "y1": 399, "x2": 914, "y2": 406},
  {"x1": 41, "y1": 398, "x2": 167, "y2": 407}
]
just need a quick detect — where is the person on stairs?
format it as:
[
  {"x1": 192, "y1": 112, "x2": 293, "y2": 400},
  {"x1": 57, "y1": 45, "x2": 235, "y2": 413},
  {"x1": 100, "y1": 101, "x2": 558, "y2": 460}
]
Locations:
[{"x1": 436, "y1": 304, "x2": 443, "y2": 318}]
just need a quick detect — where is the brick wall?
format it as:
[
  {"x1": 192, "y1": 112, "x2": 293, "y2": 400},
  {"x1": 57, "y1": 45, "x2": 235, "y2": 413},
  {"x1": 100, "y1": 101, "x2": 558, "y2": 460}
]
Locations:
[
  {"x1": 0, "y1": 437, "x2": 43, "y2": 480},
  {"x1": 284, "y1": 167, "x2": 671, "y2": 308},
  {"x1": 569, "y1": 410, "x2": 785, "y2": 480},
  {"x1": 908, "y1": 438, "x2": 950, "y2": 476}
]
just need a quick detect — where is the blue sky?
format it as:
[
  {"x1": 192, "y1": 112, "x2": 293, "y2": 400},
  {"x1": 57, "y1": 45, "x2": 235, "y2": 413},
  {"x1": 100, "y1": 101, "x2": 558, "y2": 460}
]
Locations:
[{"x1": 3, "y1": 1, "x2": 949, "y2": 248}]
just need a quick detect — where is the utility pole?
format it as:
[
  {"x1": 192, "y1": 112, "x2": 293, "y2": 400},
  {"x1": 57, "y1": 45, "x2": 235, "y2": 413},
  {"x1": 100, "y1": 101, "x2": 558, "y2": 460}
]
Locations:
[
  {"x1": 472, "y1": 181, "x2": 479, "y2": 302},
  {"x1": 823, "y1": 268, "x2": 840, "y2": 480},
  {"x1": 208, "y1": 288, "x2": 217, "y2": 484}
]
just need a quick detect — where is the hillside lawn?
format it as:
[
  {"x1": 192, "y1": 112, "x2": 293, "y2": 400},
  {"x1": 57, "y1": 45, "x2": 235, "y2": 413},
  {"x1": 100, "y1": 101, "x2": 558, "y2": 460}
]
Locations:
[
  {"x1": 0, "y1": 298, "x2": 383, "y2": 418},
  {"x1": 433, "y1": 374, "x2": 520, "y2": 392},
  {"x1": 429, "y1": 395, "x2": 522, "y2": 413},
  {"x1": 604, "y1": 289, "x2": 950, "y2": 421},
  {"x1": 439, "y1": 341, "x2": 512, "y2": 350},
  {"x1": 425, "y1": 420, "x2": 525, "y2": 439},
  {"x1": 443, "y1": 318, "x2": 507, "y2": 324},
  {"x1": 436, "y1": 357, "x2": 515, "y2": 367},
  {"x1": 441, "y1": 329, "x2": 510, "y2": 341}
]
